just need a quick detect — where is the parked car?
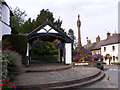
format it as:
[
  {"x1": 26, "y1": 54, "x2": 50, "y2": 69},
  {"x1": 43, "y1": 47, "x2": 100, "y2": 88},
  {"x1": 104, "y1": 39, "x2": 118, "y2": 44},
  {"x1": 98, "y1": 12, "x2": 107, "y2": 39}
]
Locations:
[
  {"x1": 99, "y1": 62, "x2": 106, "y2": 65},
  {"x1": 92, "y1": 62, "x2": 104, "y2": 70}
]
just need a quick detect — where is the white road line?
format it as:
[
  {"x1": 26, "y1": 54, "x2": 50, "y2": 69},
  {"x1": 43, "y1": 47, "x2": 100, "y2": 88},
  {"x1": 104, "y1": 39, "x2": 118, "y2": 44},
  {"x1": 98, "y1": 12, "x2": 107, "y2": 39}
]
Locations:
[{"x1": 109, "y1": 69, "x2": 120, "y2": 71}]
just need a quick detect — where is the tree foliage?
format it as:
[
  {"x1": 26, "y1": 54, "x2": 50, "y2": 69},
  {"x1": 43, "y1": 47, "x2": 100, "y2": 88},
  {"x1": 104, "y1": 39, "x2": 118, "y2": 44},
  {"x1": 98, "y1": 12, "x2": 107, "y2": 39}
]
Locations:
[
  {"x1": 68, "y1": 29, "x2": 76, "y2": 47},
  {"x1": 31, "y1": 41, "x2": 58, "y2": 61},
  {"x1": 11, "y1": 8, "x2": 64, "y2": 34},
  {"x1": 10, "y1": 7, "x2": 27, "y2": 34}
]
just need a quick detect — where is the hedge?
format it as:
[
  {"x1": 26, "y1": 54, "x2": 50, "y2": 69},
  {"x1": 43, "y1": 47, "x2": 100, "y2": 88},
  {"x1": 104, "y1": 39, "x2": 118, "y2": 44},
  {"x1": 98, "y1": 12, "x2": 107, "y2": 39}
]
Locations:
[
  {"x1": 32, "y1": 55, "x2": 58, "y2": 62},
  {"x1": 111, "y1": 62, "x2": 120, "y2": 65},
  {"x1": 2, "y1": 34, "x2": 27, "y2": 58}
]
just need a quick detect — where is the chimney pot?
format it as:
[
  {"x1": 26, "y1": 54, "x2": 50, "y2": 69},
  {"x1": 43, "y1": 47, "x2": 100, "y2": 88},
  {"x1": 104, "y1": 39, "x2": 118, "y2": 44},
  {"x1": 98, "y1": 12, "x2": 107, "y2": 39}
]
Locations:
[
  {"x1": 107, "y1": 32, "x2": 111, "y2": 38},
  {"x1": 87, "y1": 40, "x2": 91, "y2": 44},
  {"x1": 96, "y1": 35, "x2": 100, "y2": 42}
]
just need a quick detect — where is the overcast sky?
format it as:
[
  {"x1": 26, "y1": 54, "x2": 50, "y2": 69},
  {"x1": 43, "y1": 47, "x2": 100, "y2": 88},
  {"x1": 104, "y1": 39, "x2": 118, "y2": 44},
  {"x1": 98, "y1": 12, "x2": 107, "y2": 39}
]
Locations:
[{"x1": 6, "y1": 0, "x2": 119, "y2": 45}]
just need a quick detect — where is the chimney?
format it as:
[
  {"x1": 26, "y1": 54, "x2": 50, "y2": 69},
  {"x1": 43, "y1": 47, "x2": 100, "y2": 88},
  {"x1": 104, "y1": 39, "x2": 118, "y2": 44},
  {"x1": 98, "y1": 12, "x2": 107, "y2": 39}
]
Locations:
[
  {"x1": 87, "y1": 40, "x2": 91, "y2": 44},
  {"x1": 96, "y1": 35, "x2": 100, "y2": 42},
  {"x1": 112, "y1": 31, "x2": 118, "y2": 36},
  {"x1": 107, "y1": 32, "x2": 111, "y2": 38}
]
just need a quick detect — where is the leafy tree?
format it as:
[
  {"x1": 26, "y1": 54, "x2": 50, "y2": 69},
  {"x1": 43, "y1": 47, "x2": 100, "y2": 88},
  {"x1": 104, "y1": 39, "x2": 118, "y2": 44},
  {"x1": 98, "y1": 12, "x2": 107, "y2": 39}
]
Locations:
[
  {"x1": 68, "y1": 29, "x2": 76, "y2": 48},
  {"x1": 35, "y1": 9, "x2": 54, "y2": 26},
  {"x1": 68, "y1": 29, "x2": 74, "y2": 39},
  {"x1": 10, "y1": 7, "x2": 27, "y2": 34},
  {"x1": 10, "y1": 8, "x2": 65, "y2": 34},
  {"x1": 19, "y1": 9, "x2": 64, "y2": 33},
  {"x1": 20, "y1": 18, "x2": 32, "y2": 33},
  {"x1": 31, "y1": 41, "x2": 58, "y2": 61}
]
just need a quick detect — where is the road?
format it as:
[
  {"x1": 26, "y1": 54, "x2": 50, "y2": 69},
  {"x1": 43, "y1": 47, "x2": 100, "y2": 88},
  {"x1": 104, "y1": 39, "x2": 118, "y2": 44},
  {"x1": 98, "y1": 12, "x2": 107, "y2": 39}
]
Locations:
[
  {"x1": 104, "y1": 65, "x2": 120, "y2": 89},
  {"x1": 84, "y1": 65, "x2": 120, "y2": 89}
]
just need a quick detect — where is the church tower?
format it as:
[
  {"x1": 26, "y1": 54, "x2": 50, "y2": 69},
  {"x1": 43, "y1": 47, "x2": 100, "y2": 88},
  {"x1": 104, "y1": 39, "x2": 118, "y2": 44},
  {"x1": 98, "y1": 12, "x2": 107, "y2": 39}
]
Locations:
[{"x1": 77, "y1": 14, "x2": 82, "y2": 47}]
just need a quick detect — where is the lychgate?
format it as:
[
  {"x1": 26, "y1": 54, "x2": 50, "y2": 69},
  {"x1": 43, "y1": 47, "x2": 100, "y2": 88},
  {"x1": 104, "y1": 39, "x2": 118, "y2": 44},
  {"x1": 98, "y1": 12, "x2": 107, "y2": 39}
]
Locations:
[{"x1": 26, "y1": 21, "x2": 73, "y2": 65}]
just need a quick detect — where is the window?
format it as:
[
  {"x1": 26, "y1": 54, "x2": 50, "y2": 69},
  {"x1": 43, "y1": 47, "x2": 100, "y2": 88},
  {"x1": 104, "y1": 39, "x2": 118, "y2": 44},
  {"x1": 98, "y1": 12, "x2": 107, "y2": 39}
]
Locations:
[
  {"x1": 113, "y1": 56, "x2": 115, "y2": 61},
  {"x1": 112, "y1": 46, "x2": 115, "y2": 51},
  {"x1": 104, "y1": 47, "x2": 106, "y2": 52}
]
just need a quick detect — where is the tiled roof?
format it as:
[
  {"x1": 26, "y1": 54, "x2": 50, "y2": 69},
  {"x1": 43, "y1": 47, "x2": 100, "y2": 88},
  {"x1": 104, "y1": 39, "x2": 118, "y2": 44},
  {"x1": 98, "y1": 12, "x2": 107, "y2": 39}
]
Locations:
[
  {"x1": 84, "y1": 42, "x2": 96, "y2": 50},
  {"x1": 93, "y1": 40, "x2": 105, "y2": 50},
  {"x1": 83, "y1": 33, "x2": 120, "y2": 50},
  {"x1": 102, "y1": 34, "x2": 120, "y2": 46}
]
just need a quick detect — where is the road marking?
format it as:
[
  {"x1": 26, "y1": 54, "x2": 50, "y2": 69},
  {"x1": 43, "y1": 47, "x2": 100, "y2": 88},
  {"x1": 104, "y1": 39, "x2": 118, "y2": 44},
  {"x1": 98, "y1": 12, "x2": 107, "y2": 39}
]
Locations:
[{"x1": 109, "y1": 69, "x2": 120, "y2": 72}]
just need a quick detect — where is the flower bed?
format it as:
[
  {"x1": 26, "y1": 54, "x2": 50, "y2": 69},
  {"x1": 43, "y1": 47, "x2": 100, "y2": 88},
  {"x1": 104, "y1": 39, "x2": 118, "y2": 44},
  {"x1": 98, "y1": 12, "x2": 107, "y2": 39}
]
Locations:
[
  {"x1": 53, "y1": 39, "x2": 62, "y2": 48},
  {"x1": 72, "y1": 47, "x2": 103, "y2": 63},
  {"x1": 0, "y1": 80, "x2": 17, "y2": 89}
]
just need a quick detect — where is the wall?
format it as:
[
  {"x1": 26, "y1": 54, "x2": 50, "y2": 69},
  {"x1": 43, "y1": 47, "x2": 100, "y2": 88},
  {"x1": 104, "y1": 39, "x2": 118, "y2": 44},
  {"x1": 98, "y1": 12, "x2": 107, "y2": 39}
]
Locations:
[
  {"x1": 101, "y1": 43, "x2": 120, "y2": 64},
  {"x1": 65, "y1": 43, "x2": 72, "y2": 64},
  {"x1": 92, "y1": 50, "x2": 101, "y2": 55},
  {"x1": 0, "y1": 1, "x2": 11, "y2": 41}
]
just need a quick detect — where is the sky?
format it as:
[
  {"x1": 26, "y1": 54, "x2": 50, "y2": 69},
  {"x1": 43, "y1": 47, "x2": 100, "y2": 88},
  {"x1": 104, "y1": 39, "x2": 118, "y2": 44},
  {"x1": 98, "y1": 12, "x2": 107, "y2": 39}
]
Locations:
[{"x1": 5, "y1": 0, "x2": 119, "y2": 45}]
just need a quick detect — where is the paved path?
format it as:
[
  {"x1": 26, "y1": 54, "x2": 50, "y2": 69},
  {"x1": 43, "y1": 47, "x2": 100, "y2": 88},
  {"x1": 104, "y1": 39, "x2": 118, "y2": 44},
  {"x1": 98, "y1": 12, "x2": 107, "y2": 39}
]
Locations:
[
  {"x1": 11, "y1": 64, "x2": 100, "y2": 87},
  {"x1": 25, "y1": 63, "x2": 70, "y2": 71}
]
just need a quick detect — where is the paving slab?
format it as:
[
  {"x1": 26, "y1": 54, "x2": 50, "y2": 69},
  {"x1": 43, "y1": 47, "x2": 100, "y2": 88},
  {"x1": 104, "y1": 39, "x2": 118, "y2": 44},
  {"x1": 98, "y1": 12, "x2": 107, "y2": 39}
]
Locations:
[{"x1": 11, "y1": 64, "x2": 100, "y2": 87}]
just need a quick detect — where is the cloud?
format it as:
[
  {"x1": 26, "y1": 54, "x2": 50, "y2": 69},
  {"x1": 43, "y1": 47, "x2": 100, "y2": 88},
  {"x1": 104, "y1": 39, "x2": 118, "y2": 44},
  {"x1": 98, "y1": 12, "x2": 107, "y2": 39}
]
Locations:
[{"x1": 5, "y1": 0, "x2": 118, "y2": 45}]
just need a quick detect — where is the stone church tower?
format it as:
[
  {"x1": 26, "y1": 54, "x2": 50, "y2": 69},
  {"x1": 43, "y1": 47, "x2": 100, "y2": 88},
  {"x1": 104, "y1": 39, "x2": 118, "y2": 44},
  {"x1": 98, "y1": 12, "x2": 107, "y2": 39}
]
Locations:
[{"x1": 77, "y1": 14, "x2": 82, "y2": 47}]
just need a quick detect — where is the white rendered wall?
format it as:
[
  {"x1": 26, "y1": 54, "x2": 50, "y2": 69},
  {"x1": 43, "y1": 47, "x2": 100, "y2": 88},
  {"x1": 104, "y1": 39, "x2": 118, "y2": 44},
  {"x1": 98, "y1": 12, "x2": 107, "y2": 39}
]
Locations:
[
  {"x1": 0, "y1": 2, "x2": 2, "y2": 20},
  {"x1": 0, "y1": 2, "x2": 2, "y2": 40},
  {"x1": 2, "y1": 4, "x2": 10, "y2": 25},
  {"x1": 101, "y1": 43, "x2": 120, "y2": 64},
  {"x1": 65, "y1": 43, "x2": 72, "y2": 64},
  {"x1": 0, "y1": 21, "x2": 2, "y2": 40},
  {"x1": 118, "y1": 44, "x2": 120, "y2": 62},
  {"x1": 101, "y1": 44, "x2": 119, "y2": 56},
  {"x1": 0, "y1": 2, "x2": 11, "y2": 41},
  {"x1": 26, "y1": 43, "x2": 30, "y2": 56},
  {"x1": 0, "y1": 22, "x2": 11, "y2": 40}
]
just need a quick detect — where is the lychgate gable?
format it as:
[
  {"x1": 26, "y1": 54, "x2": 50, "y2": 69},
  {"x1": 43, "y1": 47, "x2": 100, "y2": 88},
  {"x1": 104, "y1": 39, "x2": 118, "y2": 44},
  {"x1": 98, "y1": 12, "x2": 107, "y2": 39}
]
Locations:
[{"x1": 27, "y1": 21, "x2": 72, "y2": 43}]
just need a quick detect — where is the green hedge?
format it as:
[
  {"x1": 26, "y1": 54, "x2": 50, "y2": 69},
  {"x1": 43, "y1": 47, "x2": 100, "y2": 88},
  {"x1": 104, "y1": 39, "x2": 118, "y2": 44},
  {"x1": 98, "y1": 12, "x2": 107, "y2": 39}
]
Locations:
[
  {"x1": 111, "y1": 62, "x2": 120, "y2": 65},
  {"x1": 32, "y1": 55, "x2": 58, "y2": 62},
  {"x1": 2, "y1": 34, "x2": 27, "y2": 58}
]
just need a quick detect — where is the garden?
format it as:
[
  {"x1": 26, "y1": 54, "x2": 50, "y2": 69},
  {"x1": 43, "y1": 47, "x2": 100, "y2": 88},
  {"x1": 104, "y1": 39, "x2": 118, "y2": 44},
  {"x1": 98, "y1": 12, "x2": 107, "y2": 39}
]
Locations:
[
  {"x1": 0, "y1": 35, "x2": 26, "y2": 89},
  {"x1": 72, "y1": 46, "x2": 104, "y2": 65},
  {"x1": 31, "y1": 38, "x2": 63, "y2": 62}
]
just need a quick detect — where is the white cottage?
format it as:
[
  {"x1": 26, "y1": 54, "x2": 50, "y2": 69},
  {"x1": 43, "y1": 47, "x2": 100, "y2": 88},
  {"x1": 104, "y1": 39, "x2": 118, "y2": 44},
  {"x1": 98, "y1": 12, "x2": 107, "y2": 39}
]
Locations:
[
  {"x1": 84, "y1": 32, "x2": 120, "y2": 65},
  {"x1": 101, "y1": 33, "x2": 120, "y2": 65},
  {"x1": 0, "y1": 0, "x2": 12, "y2": 41}
]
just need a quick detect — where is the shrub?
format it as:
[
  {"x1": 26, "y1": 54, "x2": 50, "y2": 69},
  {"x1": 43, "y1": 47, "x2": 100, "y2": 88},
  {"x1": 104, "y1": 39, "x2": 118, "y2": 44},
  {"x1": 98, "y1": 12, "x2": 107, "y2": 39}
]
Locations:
[
  {"x1": 31, "y1": 41, "x2": 58, "y2": 61},
  {"x1": 2, "y1": 50, "x2": 25, "y2": 80},
  {"x1": 111, "y1": 62, "x2": 120, "y2": 65},
  {"x1": 32, "y1": 55, "x2": 58, "y2": 62},
  {"x1": 2, "y1": 35, "x2": 27, "y2": 58}
]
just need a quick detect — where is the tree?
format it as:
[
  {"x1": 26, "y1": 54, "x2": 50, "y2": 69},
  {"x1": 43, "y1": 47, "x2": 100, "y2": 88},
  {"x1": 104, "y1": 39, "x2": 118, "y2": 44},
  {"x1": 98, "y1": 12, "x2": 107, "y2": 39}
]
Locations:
[
  {"x1": 19, "y1": 9, "x2": 65, "y2": 33},
  {"x1": 68, "y1": 29, "x2": 76, "y2": 48},
  {"x1": 68, "y1": 29, "x2": 74, "y2": 39},
  {"x1": 20, "y1": 18, "x2": 32, "y2": 33},
  {"x1": 10, "y1": 7, "x2": 27, "y2": 34},
  {"x1": 10, "y1": 8, "x2": 65, "y2": 34}
]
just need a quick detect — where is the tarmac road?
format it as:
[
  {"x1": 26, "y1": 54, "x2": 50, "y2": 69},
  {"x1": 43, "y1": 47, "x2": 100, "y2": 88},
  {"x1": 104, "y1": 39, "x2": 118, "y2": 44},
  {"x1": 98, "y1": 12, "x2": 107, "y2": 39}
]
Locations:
[
  {"x1": 83, "y1": 65, "x2": 120, "y2": 89},
  {"x1": 104, "y1": 65, "x2": 120, "y2": 89}
]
